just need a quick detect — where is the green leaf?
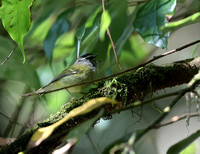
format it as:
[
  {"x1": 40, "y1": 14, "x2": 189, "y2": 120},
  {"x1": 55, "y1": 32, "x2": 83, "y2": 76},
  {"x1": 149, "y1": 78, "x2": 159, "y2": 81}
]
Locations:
[
  {"x1": 0, "y1": 36, "x2": 40, "y2": 89},
  {"x1": 44, "y1": 11, "x2": 70, "y2": 62},
  {"x1": 76, "y1": 25, "x2": 86, "y2": 41},
  {"x1": 74, "y1": 6, "x2": 101, "y2": 57},
  {"x1": 133, "y1": 0, "x2": 176, "y2": 49},
  {"x1": 161, "y1": 12, "x2": 200, "y2": 35},
  {"x1": 85, "y1": 6, "x2": 102, "y2": 28},
  {"x1": 76, "y1": 6, "x2": 101, "y2": 41},
  {"x1": 167, "y1": 129, "x2": 200, "y2": 154},
  {"x1": 29, "y1": 0, "x2": 71, "y2": 35},
  {"x1": 180, "y1": 142, "x2": 198, "y2": 154},
  {"x1": 80, "y1": 15, "x2": 101, "y2": 53},
  {"x1": 100, "y1": 10, "x2": 111, "y2": 41},
  {"x1": 0, "y1": 0, "x2": 34, "y2": 63}
]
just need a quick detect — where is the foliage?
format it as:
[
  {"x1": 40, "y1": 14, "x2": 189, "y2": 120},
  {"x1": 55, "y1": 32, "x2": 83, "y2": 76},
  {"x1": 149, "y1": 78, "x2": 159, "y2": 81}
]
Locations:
[
  {"x1": 0, "y1": 0, "x2": 200, "y2": 153},
  {"x1": 0, "y1": 0, "x2": 34, "y2": 62},
  {"x1": 167, "y1": 130, "x2": 200, "y2": 154},
  {"x1": 133, "y1": 0, "x2": 176, "y2": 49}
]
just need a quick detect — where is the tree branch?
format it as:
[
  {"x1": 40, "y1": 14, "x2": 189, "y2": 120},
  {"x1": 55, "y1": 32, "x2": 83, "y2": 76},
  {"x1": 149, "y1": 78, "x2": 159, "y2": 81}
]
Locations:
[
  {"x1": 21, "y1": 39, "x2": 200, "y2": 97},
  {"x1": 1, "y1": 57, "x2": 200, "y2": 153}
]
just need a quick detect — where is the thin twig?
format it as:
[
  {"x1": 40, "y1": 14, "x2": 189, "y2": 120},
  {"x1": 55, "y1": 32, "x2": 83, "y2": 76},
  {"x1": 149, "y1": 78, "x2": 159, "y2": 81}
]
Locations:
[
  {"x1": 21, "y1": 40, "x2": 200, "y2": 97},
  {"x1": 135, "y1": 71, "x2": 200, "y2": 142},
  {"x1": 87, "y1": 133, "x2": 101, "y2": 154},
  {"x1": 102, "y1": 0, "x2": 122, "y2": 70},
  {"x1": 154, "y1": 112, "x2": 200, "y2": 129},
  {"x1": 116, "y1": 91, "x2": 179, "y2": 114},
  {"x1": 1, "y1": 45, "x2": 18, "y2": 65}
]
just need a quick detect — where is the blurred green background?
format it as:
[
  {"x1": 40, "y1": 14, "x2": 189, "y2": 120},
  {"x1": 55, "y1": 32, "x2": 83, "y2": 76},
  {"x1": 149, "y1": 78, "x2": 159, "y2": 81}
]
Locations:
[{"x1": 0, "y1": 0, "x2": 200, "y2": 153}]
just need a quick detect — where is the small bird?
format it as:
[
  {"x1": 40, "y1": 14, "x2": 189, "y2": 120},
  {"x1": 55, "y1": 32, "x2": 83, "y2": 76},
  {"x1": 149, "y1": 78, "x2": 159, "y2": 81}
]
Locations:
[{"x1": 36, "y1": 54, "x2": 97, "y2": 94}]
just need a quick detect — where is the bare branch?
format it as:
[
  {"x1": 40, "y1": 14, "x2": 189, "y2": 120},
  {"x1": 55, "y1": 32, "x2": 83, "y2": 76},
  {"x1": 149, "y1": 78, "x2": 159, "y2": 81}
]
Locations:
[
  {"x1": 1, "y1": 45, "x2": 18, "y2": 66},
  {"x1": 154, "y1": 112, "x2": 200, "y2": 129}
]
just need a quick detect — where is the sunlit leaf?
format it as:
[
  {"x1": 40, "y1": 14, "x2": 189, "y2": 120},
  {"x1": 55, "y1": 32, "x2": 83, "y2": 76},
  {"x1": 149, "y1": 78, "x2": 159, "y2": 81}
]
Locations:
[
  {"x1": 180, "y1": 142, "x2": 198, "y2": 154},
  {"x1": 133, "y1": 0, "x2": 177, "y2": 49},
  {"x1": 0, "y1": 36, "x2": 40, "y2": 89},
  {"x1": 100, "y1": 10, "x2": 111, "y2": 41},
  {"x1": 29, "y1": 97, "x2": 118, "y2": 147},
  {"x1": 167, "y1": 129, "x2": 200, "y2": 154},
  {"x1": 0, "y1": 0, "x2": 34, "y2": 62},
  {"x1": 85, "y1": 6, "x2": 102, "y2": 28}
]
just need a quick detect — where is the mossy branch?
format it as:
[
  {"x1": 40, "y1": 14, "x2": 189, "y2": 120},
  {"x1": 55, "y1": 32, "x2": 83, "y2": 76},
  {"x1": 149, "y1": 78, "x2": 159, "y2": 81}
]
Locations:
[{"x1": 1, "y1": 57, "x2": 200, "y2": 153}]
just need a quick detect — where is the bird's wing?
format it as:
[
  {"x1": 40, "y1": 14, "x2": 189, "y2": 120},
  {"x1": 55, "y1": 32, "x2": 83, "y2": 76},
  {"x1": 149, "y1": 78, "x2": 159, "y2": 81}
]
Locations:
[{"x1": 49, "y1": 69, "x2": 81, "y2": 83}]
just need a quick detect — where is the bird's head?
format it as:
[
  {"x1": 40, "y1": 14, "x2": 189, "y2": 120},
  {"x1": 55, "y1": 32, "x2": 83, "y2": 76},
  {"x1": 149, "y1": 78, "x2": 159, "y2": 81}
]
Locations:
[{"x1": 75, "y1": 54, "x2": 97, "y2": 71}]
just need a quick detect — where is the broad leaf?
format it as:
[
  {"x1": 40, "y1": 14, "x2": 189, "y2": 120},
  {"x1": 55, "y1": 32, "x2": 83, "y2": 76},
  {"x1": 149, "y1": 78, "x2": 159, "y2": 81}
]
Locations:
[
  {"x1": 72, "y1": 6, "x2": 101, "y2": 59},
  {"x1": 167, "y1": 129, "x2": 200, "y2": 154},
  {"x1": 75, "y1": 6, "x2": 101, "y2": 53},
  {"x1": 76, "y1": 6, "x2": 102, "y2": 41},
  {"x1": 0, "y1": 0, "x2": 34, "y2": 62},
  {"x1": 29, "y1": 0, "x2": 71, "y2": 35},
  {"x1": 100, "y1": 10, "x2": 111, "y2": 41},
  {"x1": 44, "y1": 11, "x2": 70, "y2": 62},
  {"x1": 133, "y1": 0, "x2": 176, "y2": 49},
  {"x1": 76, "y1": 25, "x2": 86, "y2": 41},
  {"x1": 0, "y1": 36, "x2": 40, "y2": 89},
  {"x1": 80, "y1": 15, "x2": 101, "y2": 54}
]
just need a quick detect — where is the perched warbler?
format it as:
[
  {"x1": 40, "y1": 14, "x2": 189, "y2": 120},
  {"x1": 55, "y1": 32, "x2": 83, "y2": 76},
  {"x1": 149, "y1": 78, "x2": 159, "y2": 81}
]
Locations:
[{"x1": 36, "y1": 54, "x2": 97, "y2": 94}]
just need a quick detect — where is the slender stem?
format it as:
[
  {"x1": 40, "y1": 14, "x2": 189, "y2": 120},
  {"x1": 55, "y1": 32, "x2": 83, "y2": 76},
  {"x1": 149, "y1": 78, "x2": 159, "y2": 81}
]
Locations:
[
  {"x1": 154, "y1": 112, "x2": 200, "y2": 129},
  {"x1": 87, "y1": 133, "x2": 101, "y2": 154},
  {"x1": 1, "y1": 45, "x2": 17, "y2": 65},
  {"x1": 102, "y1": 0, "x2": 122, "y2": 70},
  {"x1": 116, "y1": 91, "x2": 179, "y2": 114},
  {"x1": 135, "y1": 89, "x2": 186, "y2": 142}
]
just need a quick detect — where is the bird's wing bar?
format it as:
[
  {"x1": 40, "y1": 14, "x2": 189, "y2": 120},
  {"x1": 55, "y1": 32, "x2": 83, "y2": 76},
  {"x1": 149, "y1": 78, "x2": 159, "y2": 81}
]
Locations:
[{"x1": 49, "y1": 69, "x2": 80, "y2": 83}]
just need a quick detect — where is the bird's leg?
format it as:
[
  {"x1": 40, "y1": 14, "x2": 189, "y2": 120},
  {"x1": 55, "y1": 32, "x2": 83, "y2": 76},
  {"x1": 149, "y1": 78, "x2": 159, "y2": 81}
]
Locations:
[{"x1": 66, "y1": 88, "x2": 74, "y2": 97}]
